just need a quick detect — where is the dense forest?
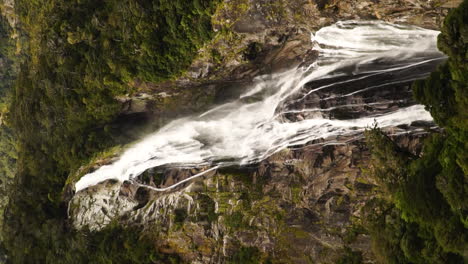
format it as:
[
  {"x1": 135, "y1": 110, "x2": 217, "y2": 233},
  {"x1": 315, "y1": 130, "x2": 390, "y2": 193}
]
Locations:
[
  {"x1": 0, "y1": 0, "x2": 466, "y2": 263},
  {"x1": 1, "y1": 0, "x2": 220, "y2": 263},
  {"x1": 364, "y1": 1, "x2": 468, "y2": 263}
]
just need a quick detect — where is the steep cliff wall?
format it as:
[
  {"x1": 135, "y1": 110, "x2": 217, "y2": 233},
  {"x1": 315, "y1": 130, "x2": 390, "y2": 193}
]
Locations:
[
  {"x1": 70, "y1": 128, "x2": 436, "y2": 263},
  {"x1": 120, "y1": 0, "x2": 453, "y2": 120},
  {"x1": 65, "y1": 1, "x2": 464, "y2": 263}
]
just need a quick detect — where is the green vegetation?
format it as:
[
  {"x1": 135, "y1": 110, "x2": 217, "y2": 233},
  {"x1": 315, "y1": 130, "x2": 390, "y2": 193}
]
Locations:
[
  {"x1": 0, "y1": 12, "x2": 17, "y2": 243},
  {"x1": 364, "y1": 128, "x2": 466, "y2": 263},
  {"x1": 336, "y1": 247, "x2": 363, "y2": 264},
  {"x1": 227, "y1": 246, "x2": 262, "y2": 264},
  {"x1": 413, "y1": 0, "x2": 468, "y2": 233},
  {"x1": 0, "y1": 125, "x2": 15, "y2": 242},
  {"x1": 0, "y1": 0, "x2": 466, "y2": 262},
  {"x1": 413, "y1": 0, "x2": 468, "y2": 225},
  {"x1": 0, "y1": 0, "x2": 220, "y2": 262},
  {"x1": 0, "y1": 16, "x2": 16, "y2": 110},
  {"x1": 363, "y1": 1, "x2": 468, "y2": 262},
  {"x1": 225, "y1": 211, "x2": 245, "y2": 229},
  {"x1": 174, "y1": 208, "x2": 188, "y2": 225},
  {"x1": 194, "y1": 193, "x2": 218, "y2": 223}
]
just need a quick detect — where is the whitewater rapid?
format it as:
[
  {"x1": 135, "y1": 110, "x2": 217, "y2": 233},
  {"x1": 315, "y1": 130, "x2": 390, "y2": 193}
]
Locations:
[{"x1": 75, "y1": 21, "x2": 445, "y2": 192}]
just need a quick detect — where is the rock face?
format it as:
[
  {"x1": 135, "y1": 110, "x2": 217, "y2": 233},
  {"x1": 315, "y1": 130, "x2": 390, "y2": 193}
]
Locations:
[
  {"x1": 116, "y1": 0, "x2": 452, "y2": 120},
  {"x1": 69, "y1": 127, "x2": 435, "y2": 263},
  {"x1": 68, "y1": 0, "x2": 458, "y2": 263}
]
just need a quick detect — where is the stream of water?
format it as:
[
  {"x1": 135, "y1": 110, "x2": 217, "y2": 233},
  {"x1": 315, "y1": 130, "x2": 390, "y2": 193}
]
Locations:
[{"x1": 75, "y1": 20, "x2": 445, "y2": 192}]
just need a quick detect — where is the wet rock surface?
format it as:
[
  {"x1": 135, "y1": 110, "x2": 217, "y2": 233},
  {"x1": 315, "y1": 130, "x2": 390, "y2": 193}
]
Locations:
[
  {"x1": 69, "y1": 125, "x2": 437, "y2": 263},
  {"x1": 116, "y1": 0, "x2": 453, "y2": 123},
  {"x1": 280, "y1": 53, "x2": 446, "y2": 123},
  {"x1": 67, "y1": 0, "x2": 460, "y2": 263}
]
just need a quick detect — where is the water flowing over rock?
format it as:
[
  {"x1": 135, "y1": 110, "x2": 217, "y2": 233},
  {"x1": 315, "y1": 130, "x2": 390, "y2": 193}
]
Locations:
[
  {"x1": 69, "y1": 19, "x2": 447, "y2": 263},
  {"x1": 70, "y1": 130, "x2": 434, "y2": 263},
  {"x1": 74, "y1": 21, "x2": 444, "y2": 192}
]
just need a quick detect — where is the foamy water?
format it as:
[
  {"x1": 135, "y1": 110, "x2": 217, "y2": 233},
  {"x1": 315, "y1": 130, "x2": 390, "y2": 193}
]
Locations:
[{"x1": 75, "y1": 21, "x2": 444, "y2": 192}]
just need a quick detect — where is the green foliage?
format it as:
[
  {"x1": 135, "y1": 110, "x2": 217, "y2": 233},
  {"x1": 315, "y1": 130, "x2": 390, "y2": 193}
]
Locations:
[
  {"x1": 0, "y1": 15, "x2": 17, "y2": 105},
  {"x1": 0, "y1": 126, "x2": 16, "y2": 179},
  {"x1": 336, "y1": 247, "x2": 363, "y2": 264},
  {"x1": 2, "y1": 218, "x2": 178, "y2": 264},
  {"x1": 85, "y1": 224, "x2": 176, "y2": 264},
  {"x1": 227, "y1": 246, "x2": 262, "y2": 264},
  {"x1": 195, "y1": 194, "x2": 218, "y2": 223},
  {"x1": 364, "y1": 125, "x2": 413, "y2": 196},
  {"x1": 364, "y1": 121, "x2": 468, "y2": 258},
  {"x1": 174, "y1": 208, "x2": 188, "y2": 224},
  {"x1": 413, "y1": 0, "x2": 468, "y2": 226},
  {"x1": 413, "y1": 63, "x2": 456, "y2": 127},
  {"x1": 0, "y1": 10, "x2": 18, "y2": 244},
  {"x1": 0, "y1": 126, "x2": 16, "y2": 241},
  {"x1": 436, "y1": 137, "x2": 468, "y2": 225},
  {"x1": 362, "y1": 199, "x2": 410, "y2": 264},
  {"x1": 365, "y1": 129, "x2": 467, "y2": 261},
  {"x1": 396, "y1": 135, "x2": 448, "y2": 223},
  {"x1": 1, "y1": 0, "x2": 221, "y2": 262},
  {"x1": 362, "y1": 199, "x2": 464, "y2": 264},
  {"x1": 16, "y1": 0, "x2": 220, "y2": 84},
  {"x1": 225, "y1": 211, "x2": 245, "y2": 229},
  {"x1": 364, "y1": 1, "x2": 468, "y2": 262},
  {"x1": 342, "y1": 224, "x2": 366, "y2": 245}
]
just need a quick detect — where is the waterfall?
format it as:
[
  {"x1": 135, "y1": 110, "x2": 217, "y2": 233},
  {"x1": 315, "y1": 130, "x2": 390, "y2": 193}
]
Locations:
[{"x1": 75, "y1": 20, "x2": 445, "y2": 192}]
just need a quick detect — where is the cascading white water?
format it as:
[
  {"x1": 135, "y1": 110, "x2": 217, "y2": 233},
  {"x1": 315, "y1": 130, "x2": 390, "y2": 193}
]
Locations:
[{"x1": 75, "y1": 21, "x2": 445, "y2": 192}]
